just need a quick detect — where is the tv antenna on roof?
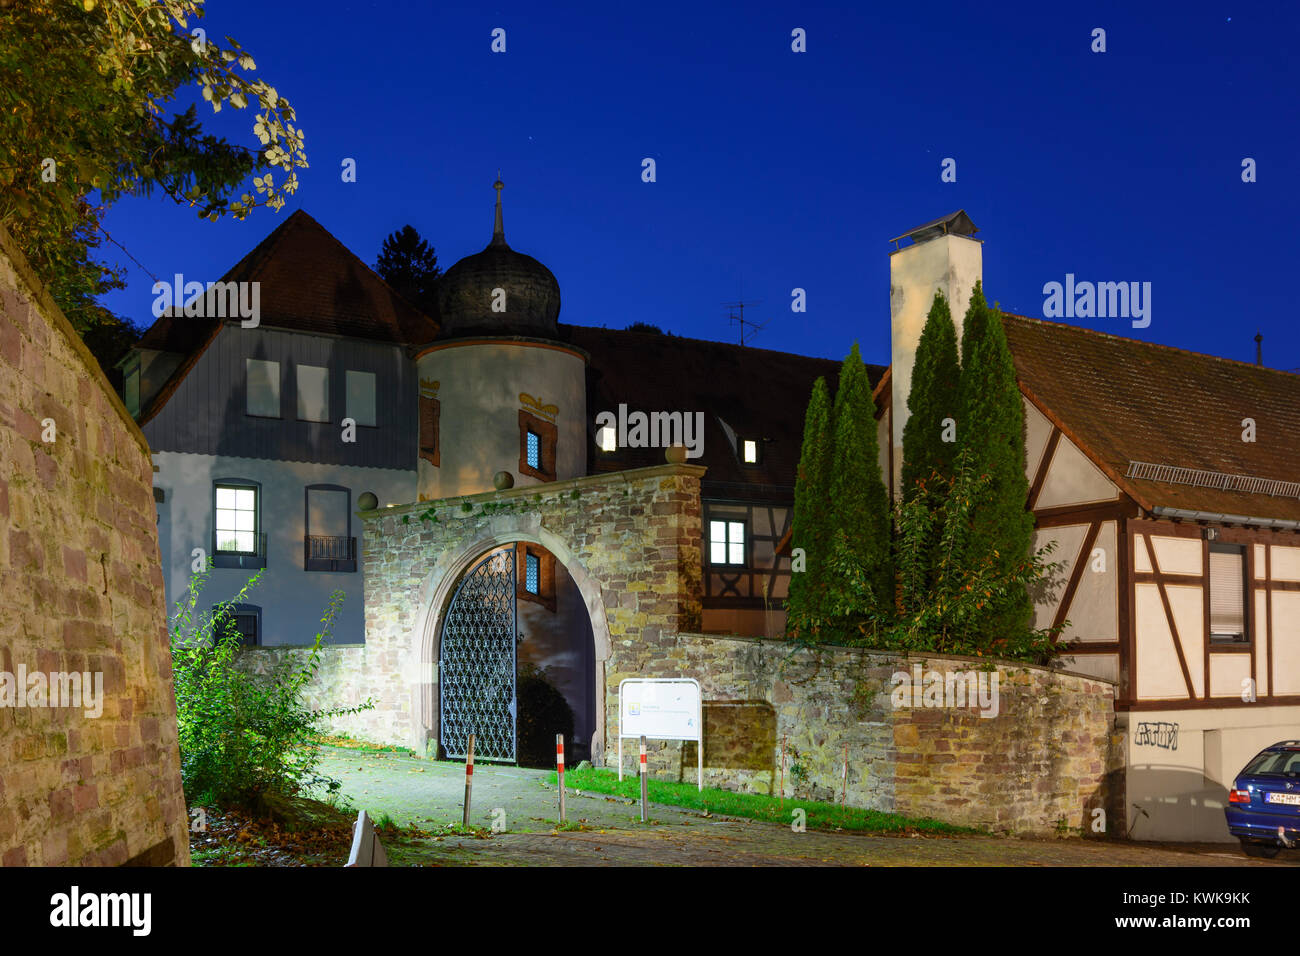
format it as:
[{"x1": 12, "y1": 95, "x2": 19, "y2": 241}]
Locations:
[{"x1": 724, "y1": 299, "x2": 766, "y2": 347}]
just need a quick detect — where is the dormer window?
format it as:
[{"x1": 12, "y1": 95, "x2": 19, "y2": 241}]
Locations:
[
  {"x1": 742, "y1": 439, "x2": 760, "y2": 464},
  {"x1": 597, "y1": 425, "x2": 617, "y2": 452}
]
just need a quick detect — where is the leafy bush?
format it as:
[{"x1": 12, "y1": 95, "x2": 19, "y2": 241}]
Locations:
[{"x1": 170, "y1": 565, "x2": 373, "y2": 807}]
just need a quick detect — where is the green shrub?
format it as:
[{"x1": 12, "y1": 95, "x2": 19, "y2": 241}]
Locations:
[
  {"x1": 170, "y1": 565, "x2": 374, "y2": 807},
  {"x1": 797, "y1": 447, "x2": 1064, "y2": 663}
]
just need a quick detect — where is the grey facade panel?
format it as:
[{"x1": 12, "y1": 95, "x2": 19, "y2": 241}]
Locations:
[{"x1": 143, "y1": 324, "x2": 416, "y2": 470}]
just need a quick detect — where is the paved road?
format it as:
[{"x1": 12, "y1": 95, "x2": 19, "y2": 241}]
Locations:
[{"x1": 315, "y1": 746, "x2": 1293, "y2": 867}]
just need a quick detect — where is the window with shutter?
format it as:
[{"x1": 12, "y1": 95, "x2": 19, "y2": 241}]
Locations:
[
  {"x1": 419, "y1": 395, "x2": 440, "y2": 466},
  {"x1": 1209, "y1": 545, "x2": 1247, "y2": 644}
]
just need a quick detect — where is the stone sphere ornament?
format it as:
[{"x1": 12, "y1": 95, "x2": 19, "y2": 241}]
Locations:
[
  {"x1": 493, "y1": 470, "x2": 515, "y2": 490},
  {"x1": 665, "y1": 444, "x2": 688, "y2": 464},
  {"x1": 357, "y1": 492, "x2": 379, "y2": 511}
]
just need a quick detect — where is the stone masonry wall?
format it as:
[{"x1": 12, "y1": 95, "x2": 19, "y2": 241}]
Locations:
[
  {"x1": 361, "y1": 464, "x2": 703, "y2": 754},
  {"x1": 234, "y1": 644, "x2": 387, "y2": 742},
  {"x1": 621, "y1": 634, "x2": 1118, "y2": 835},
  {"x1": 0, "y1": 225, "x2": 190, "y2": 865}
]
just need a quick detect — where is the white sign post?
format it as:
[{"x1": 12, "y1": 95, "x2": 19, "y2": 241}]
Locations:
[{"x1": 618, "y1": 678, "x2": 703, "y2": 791}]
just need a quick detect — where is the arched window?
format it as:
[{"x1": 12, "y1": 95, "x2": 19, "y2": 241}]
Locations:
[{"x1": 304, "y1": 484, "x2": 356, "y2": 572}]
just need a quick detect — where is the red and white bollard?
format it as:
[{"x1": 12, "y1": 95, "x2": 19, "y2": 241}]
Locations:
[
  {"x1": 556, "y1": 733, "x2": 566, "y2": 824},
  {"x1": 639, "y1": 734, "x2": 648, "y2": 823},
  {"x1": 462, "y1": 733, "x2": 475, "y2": 828}
]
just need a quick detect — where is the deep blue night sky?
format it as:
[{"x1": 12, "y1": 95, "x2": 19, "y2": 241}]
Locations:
[{"x1": 100, "y1": 0, "x2": 1300, "y2": 369}]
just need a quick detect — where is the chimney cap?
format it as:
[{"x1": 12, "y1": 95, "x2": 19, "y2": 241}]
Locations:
[{"x1": 890, "y1": 210, "x2": 978, "y2": 248}]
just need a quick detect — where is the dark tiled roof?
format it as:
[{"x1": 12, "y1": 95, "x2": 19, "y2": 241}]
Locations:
[
  {"x1": 561, "y1": 324, "x2": 886, "y2": 499},
  {"x1": 1003, "y1": 313, "x2": 1300, "y2": 522},
  {"x1": 137, "y1": 209, "x2": 438, "y2": 349}
]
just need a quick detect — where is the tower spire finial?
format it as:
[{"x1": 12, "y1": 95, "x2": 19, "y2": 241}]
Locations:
[{"x1": 491, "y1": 173, "x2": 506, "y2": 246}]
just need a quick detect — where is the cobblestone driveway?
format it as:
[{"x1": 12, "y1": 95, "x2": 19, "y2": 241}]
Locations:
[{"x1": 318, "y1": 746, "x2": 1293, "y2": 867}]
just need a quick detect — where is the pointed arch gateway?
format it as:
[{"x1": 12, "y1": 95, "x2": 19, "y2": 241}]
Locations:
[{"x1": 410, "y1": 519, "x2": 613, "y2": 763}]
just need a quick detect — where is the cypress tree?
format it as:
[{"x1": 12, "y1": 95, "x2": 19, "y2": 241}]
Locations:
[
  {"x1": 957, "y1": 281, "x2": 1035, "y2": 642},
  {"x1": 901, "y1": 290, "x2": 961, "y2": 500},
  {"x1": 785, "y1": 376, "x2": 834, "y2": 631},
  {"x1": 826, "y1": 343, "x2": 892, "y2": 619}
]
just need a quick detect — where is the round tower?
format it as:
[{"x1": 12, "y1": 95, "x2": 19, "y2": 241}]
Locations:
[{"x1": 415, "y1": 178, "x2": 588, "y2": 500}]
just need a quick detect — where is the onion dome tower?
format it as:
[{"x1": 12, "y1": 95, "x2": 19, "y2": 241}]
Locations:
[
  {"x1": 435, "y1": 176, "x2": 562, "y2": 339},
  {"x1": 414, "y1": 177, "x2": 588, "y2": 500}
]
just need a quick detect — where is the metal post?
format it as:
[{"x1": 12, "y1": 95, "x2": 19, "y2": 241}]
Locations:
[
  {"x1": 556, "y1": 733, "x2": 566, "y2": 825},
  {"x1": 841, "y1": 743, "x2": 849, "y2": 808},
  {"x1": 462, "y1": 733, "x2": 475, "y2": 828},
  {"x1": 639, "y1": 735, "x2": 648, "y2": 823},
  {"x1": 779, "y1": 733, "x2": 786, "y2": 809}
]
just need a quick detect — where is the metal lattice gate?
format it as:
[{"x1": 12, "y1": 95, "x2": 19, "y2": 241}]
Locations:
[{"x1": 439, "y1": 548, "x2": 517, "y2": 761}]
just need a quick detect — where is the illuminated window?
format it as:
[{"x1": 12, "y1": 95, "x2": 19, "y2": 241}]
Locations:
[
  {"x1": 742, "y1": 439, "x2": 759, "y2": 464},
  {"x1": 516, "y1": 543, "x2": 555, "y2": 611},
  {"x1": 597, "y1": 425, "x2": 617, "y2": 452},
  {"x1": 215, "y1": 484, "x2": 258, "y2": 553},
  {"x1": 525, "y1": 552, "x2": 540, "y2": 594},
  {"x1": 526, "y1": 430, "x2": 541, "y2": 470},
  {"x1": 518, "y1": 411, "x2": 557, "y2": 481},
  {"x1": 709, "y1": 520, "x2": 746, "y2": 566}
]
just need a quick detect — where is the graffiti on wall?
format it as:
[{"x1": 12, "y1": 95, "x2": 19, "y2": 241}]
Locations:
[{"x1": 1134, "y1": 721, "x2": 1179, "y2": 751}]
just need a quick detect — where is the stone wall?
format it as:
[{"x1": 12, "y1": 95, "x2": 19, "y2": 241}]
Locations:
[
  {"x1": 621, "y1": 634, "x2": 1118, "y2": 835},
  {"x1": 361, "y1": 463, "x2": 704, "y2": 756},
  {"x1": 0, "y1": 225, "x2": 190, "y2": 865},
  {"x1": 235, "y1": 644, "x2": 387, "y2": 742}
]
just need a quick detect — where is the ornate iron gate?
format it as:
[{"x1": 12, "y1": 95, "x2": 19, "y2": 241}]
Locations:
[{"x1": 439, "y1": 547, "x2": 517, "y2": 761}]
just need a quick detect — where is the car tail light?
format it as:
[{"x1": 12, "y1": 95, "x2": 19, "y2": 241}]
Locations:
[{"x1": 1229, "y1": 789, "x2": 1252, "y2": 803}]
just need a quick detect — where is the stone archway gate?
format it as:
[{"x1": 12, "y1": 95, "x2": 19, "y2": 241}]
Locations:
[{"x1": 358, "y1": 463, "x2": 705, "y2": 760}]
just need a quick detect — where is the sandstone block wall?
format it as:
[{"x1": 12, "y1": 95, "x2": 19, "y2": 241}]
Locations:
[
  {"x1": 621, "y1": 634, "x2": 1118, "y2": 835},
  {"x1": 0, "y1": 225, "x2": 190, "y2": 866}
]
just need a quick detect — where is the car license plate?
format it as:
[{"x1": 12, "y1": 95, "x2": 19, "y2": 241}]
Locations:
[{"x1": 1265, "y1": 792, "x2": 1300, "y2": 806}]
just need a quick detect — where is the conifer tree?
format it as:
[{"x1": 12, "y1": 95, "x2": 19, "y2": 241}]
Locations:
[
  {"x1": 826, "y1": 343, "x2": 892, "y2": 619},
  {"x1": 957, "y1": 282, "x2": 1035, "y2": 642},
  {"x1": 901, "y1": 290, "x2": 961, "y2": 500},
  {"x1": 785, "y1": 376, "x2": 834, "y2": 632}
]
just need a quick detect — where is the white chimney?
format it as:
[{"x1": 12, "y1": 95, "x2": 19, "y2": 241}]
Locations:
[{"x1": 887, "y1": 211, "x2": 982, "y2": 498}]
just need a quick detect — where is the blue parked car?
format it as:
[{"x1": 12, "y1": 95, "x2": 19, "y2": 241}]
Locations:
[{"x1": 1225, "y1": 741, "x2": 1300, "y2": 858}]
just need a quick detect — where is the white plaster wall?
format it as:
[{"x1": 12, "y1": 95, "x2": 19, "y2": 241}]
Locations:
[
  {"x1": 1035, "y1": 434, "x2": 1118, "y2": 509},
  {"x1": 1254, "y1": 589, "x2": 1269, "y2": 696},
  {"x1": 1023, "y1": 400, "x2": 1053, "y2": 485},
  {"x1": 1135, "y1": 582, "x2": 1190, "y2": 699},
  {"x1": 1272, "y1": 545, "x2": 1300, "y2": 581},
  {"x1": 153, "y1": 450, "x2": 416, "y2": 645},
  {"x1": 888, "y1": 233, "x2": 982, "y2": 480},
  {"x1": 417, "y1": 341, "x2": 587, "y2": 499},
  {"x1": 1122, "y1": 704, "x2": 1300, "y2": 842},
  {"x1": 1272, "y1": 590, "x2": 1300, "y2": 695},
  {"x1": 1150, "y1": 536, "x2": 1202, "y2": 576},
  {"x1": 1209, "y1": 653, "x2": 1252, "y2": 698}
]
